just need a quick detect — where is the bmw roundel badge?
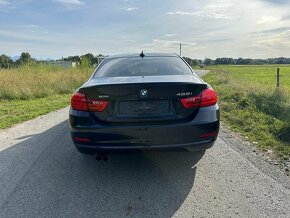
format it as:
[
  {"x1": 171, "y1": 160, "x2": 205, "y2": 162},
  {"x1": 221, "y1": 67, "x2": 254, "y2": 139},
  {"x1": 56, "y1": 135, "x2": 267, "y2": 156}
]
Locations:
[{"x1": 140, "y1": 89, "x2": 148, "y2": 98}]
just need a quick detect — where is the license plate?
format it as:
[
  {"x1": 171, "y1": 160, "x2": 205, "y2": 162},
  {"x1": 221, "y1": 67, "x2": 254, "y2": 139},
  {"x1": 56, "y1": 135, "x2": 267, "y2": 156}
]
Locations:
[{"x1": 118, "y1": 100, "x2": 170, "y2": 116}]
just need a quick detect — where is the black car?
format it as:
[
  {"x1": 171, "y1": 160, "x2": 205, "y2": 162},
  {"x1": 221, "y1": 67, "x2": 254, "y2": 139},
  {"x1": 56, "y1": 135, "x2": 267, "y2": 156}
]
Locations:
[{"x1": 69, "y1": 53, "x2": 219, "y2": 154}]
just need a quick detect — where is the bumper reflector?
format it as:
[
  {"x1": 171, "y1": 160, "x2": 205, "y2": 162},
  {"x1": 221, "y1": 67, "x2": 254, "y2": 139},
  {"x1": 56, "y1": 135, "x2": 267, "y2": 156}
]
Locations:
[
  {"x1": 199, "y1": 132, "x2": 218, "y2": 138},
  {"x1": 73, "y1": 137, "x2": 91, "y2": 143}
]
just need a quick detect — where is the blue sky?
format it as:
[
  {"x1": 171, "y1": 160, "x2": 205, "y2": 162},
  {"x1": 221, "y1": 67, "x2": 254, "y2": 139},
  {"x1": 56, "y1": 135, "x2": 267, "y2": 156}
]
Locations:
[{"x1": 0, "y1": 0, "x2": 290, "y2": 59}]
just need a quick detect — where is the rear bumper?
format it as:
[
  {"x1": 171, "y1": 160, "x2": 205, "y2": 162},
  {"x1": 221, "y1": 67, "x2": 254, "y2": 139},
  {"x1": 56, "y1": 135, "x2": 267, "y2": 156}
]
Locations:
[
  {"x1": 69, "y1": 104, "x2": 220, "y2": 152},
  {"x1": 74, "y1": 139, "x2": 216, "y2": 152}
]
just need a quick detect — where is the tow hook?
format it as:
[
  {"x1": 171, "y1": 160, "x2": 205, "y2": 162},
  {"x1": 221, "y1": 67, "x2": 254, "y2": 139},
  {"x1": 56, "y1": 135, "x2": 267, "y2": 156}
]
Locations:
[{"x1": 96, "y1": 152, "x2": 108, "y2": 161}]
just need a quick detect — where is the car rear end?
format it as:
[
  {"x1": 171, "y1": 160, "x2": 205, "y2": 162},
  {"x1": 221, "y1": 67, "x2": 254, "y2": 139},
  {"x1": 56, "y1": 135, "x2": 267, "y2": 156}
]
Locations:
[{"x1": 69, "y1": 54, "x2": 219, "y2": 153}]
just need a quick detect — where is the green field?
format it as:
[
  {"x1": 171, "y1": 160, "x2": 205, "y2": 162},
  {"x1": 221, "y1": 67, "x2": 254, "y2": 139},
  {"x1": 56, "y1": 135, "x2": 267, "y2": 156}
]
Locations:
[
  {"x1": 0, "y1": 94, "x2": 71, "y2": 129},
  {"x1": 203, "y1": 65, "x2": 290, "y2": 160},
  {"x1": 205, "y1": 65, "x2": 290, "y2": 94},
  {"x1": 0, "y1": 64, "x2": 92, "y2": 128}
]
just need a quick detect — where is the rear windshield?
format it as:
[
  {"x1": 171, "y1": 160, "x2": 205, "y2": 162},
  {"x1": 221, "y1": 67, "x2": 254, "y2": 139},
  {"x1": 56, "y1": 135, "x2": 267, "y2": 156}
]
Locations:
[{"x1": 94, "y1": 56, "x2": 193, "y2": 77}]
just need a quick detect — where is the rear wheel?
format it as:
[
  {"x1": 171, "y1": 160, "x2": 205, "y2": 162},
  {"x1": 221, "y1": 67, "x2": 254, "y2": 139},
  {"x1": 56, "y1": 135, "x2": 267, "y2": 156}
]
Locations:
[{"x1": 76, "y1": 147, "x2": 96, "y2": 155}]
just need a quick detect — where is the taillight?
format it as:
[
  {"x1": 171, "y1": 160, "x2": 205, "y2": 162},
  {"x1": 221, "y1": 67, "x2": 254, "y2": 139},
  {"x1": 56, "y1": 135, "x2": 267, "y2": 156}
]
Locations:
[
  {"x1": 200, "y1": 88, "x2": 218, "y2": 107},
  {"x1": 180, "y1": 95, "x2": 201, "y2": 108},
  {"x1": 71, "y1": 92, "x2": 108, "y2": 112},
  {"x1": 180, "y1": 88, "x2": 217, "y2": 108},
  {"x1": 87, "y1": 99, "x2": 108, "y2": 112},
  {"x1": 71, "y1": 92, "x2": 88, "y2": 111}
]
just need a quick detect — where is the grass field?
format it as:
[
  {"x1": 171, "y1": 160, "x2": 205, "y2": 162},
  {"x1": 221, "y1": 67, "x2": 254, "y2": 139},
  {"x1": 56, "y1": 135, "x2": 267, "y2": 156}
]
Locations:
[
  {"x1": 1, "y1": 63, "x2": 289, "y2": 160},
  {"x1": 0, "y1": 64, "x2": 92, "y2": 100},
  {"x1": 0, "y1": 64, "x2": 92, "y2": 128},
  {"x1": 205, "y1": 65, "x2": 290, "y2": 94},
  {"x1": 0, "y1": 94, "x2": 71, "y2": 129},
  {"x1": 202, "y1": 65, "x2": 290, "y2": 160}
]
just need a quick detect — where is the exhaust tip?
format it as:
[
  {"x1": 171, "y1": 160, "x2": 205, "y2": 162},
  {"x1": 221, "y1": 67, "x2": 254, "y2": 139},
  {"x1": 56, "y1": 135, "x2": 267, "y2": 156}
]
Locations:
[{"x1": 96, "y1": 152, "x2": 108, "y2": 161}]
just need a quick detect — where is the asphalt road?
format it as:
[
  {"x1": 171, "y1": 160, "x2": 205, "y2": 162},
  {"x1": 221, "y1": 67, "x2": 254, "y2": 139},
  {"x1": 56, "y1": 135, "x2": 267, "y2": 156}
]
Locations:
[{"x1": 0, "y1": 70, "x2": 289, "y2": 218}]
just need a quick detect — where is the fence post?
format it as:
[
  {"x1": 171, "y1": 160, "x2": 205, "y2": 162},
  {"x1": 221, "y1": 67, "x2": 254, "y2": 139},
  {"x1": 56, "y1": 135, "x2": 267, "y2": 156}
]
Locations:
[{"x1": 276, "y1": 68, "x2": 280, "y2": 88}]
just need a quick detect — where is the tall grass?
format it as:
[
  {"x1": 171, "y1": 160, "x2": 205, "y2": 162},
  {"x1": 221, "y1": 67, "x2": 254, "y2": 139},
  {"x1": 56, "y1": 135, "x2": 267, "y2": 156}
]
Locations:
[
  {"x1": 203, "y1": 66, "x2": 290, "y2": 158},
  {"x1": 0, "y1": 64, "x2": 93, "y2": 100}
]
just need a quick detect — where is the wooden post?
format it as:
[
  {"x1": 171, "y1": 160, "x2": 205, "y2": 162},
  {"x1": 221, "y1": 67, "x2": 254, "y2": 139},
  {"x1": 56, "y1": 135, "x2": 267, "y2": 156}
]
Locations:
[
  {"x1": 179, "y1": 43, "x2": 181, "y2": 56},
  {"x1": 277, "y1": 68, "x2": 280, "y2": 88}
]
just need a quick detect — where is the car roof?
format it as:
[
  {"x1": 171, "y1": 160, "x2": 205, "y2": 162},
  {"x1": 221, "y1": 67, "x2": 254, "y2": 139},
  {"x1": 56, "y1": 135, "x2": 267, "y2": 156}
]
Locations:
[{"x1": 106, "y1": 53, "x2": 179, "y2": 59}]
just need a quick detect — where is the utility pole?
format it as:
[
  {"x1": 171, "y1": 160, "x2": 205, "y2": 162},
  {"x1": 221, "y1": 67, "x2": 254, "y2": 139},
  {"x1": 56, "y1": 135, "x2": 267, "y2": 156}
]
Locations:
[{"x1": 179, "y1": 43, "x2": 182, "y2": 56}]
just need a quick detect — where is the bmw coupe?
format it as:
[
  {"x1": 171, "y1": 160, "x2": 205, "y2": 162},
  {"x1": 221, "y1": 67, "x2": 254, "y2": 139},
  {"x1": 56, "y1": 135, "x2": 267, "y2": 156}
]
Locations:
[{"x1": 69, "y1": 53, "x2": 219, "y2": 154}]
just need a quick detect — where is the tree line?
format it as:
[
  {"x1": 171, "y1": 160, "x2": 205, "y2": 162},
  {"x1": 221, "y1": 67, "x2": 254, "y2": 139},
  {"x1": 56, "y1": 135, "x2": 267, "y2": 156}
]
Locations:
[
  {"x1": 0, "y1": 52, "x2": 32, "y2": 68},
  {"x1": 183, "y1": 56, "x2": 290, "y2": 66},
  {"x1": 0, "y1": 52, "x2": 104, "y2": 69},
  {"x1": 1, "y1": 52, "x2": 290, "y2": 69}
]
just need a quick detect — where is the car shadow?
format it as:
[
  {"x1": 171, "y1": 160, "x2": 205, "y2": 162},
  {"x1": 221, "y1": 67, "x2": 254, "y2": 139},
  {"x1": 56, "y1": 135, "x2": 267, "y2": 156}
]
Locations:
[{"x1": 0, "y1": 120, "x2": 204, "y2": 218}]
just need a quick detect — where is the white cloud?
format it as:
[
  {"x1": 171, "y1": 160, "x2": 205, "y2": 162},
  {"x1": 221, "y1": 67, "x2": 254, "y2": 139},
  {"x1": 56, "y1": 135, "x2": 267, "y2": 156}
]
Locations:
[
  {"x1": 120, "y1": 6, "x2": 138, "y2": 11},
  {"x1": 0, "y1": 29, "x2": 73, "y2": 44},
  {"x1": 54, "y1": 0, "x2": 85, "y2": 8},
  {"x1": 0, "y1": 0, "x2": 10, "y2": 5},
  {"x1": 167, "y1": 10, "x2": 236, "y2": 19},
  {"x1": 164, "y1": 34, "x2": 176, "y2": 37},
  {"x1": 256, "y1": 30, "x2": 290, "y2": 46},
  {"x1": 257, "y1": 16, "x2": 279, "y2": 24},
  {"x1": 152, "y1": 39, "x2": 196, "y2": 47},
  {"x1": 0, "y1": 0, "x2": 10, "y2": 11},
  {"x1": 167, "y1": 11, "x2": 192, "y2": 16},
  {"x1": 167, "y1": 0, "x2": 238, "y2": 20},
  {"x1": 22, "y1": 24, "x2": 37, "y2": 28}
]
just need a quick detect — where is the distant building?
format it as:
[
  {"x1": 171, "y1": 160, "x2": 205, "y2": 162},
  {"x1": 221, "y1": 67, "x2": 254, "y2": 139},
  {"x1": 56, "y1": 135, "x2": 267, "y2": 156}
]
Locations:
[
  {"x1": 96, "y1": 56, "x2": 106, "y2": 65},
  {"x1": 46, "y1": 61, "x2": 76, "y2": 68}
]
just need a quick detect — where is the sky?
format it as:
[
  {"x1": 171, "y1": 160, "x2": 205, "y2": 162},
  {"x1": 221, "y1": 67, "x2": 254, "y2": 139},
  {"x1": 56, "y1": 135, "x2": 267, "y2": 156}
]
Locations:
[{"x1": 0, "y1": 0, "x2": 290, "y2": 59}]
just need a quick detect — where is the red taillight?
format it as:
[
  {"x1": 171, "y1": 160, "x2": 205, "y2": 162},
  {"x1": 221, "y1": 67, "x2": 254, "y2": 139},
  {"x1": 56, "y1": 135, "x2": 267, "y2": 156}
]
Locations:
[
  {"x1": 200, "y1": 88, "x2": 218, "y2": 107},
  {"x1": 71, "y1": 92, "x2": 88, "y2": 111},
  {"x1": 71, "y1": 92, "x2": 108, "y2": 112},
  {"x1": 180, "y1": 88, "x2": 217, "y2": 109},
  {"x1": 87, "y1": 99, "x2": 108, "y2": 112},
  {"x1": 180, "y1": 95, "x2": 201, "y2": 109}
]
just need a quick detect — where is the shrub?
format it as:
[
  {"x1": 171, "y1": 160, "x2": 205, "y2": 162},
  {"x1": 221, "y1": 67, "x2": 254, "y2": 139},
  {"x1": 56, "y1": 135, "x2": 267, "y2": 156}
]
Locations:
[{"x1": 249, "y1": 90, "x2": 288, "y2": 120}]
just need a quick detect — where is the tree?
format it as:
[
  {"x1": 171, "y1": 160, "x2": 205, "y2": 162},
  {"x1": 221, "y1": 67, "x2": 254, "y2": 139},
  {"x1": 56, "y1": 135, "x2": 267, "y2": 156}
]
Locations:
[
  {"x1": 80, "y1": 56, "x2": 91, "y2": 68},
  {"x1": 276, "y1": 57, "x2": 287, "y2": 64},
  {"x1": 64, "y1": 56, "x2": 80, "y2": 63},
  {"x1": 182, "y1": 57, "x2": 200, "y2": 66},
  {"x1": 204, "y1": 58, "x2": 215, "y2": 65},
  {"x1": 0, "y1": 55, "x2": 14, "y2": 68},
  {"x1": 18, "y1": 52, "x2": 32, "y2": 64},
  {"x1": 183, "y1": 57, "x2": 193, "y2": 66},
  {"x1": 80, "y1": 53, "x2": 95, "y2": 66},
  {"x1": 214, "y1": 57, "x2": 235, "y2": 65}
]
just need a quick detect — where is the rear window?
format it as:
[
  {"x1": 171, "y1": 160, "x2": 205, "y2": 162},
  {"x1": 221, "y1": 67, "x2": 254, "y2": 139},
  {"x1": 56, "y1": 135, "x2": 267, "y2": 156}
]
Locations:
[{"x1": 94, "y1": 56, "x2": 193, "y2": 77}]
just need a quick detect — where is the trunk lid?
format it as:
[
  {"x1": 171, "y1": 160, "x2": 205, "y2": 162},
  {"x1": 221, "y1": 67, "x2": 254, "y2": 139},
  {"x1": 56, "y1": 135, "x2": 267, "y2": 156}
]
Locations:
[{"x1": 80, "y1": 75, "x2": 207, "y2": 124}]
